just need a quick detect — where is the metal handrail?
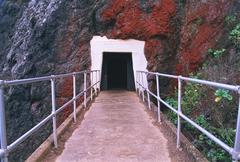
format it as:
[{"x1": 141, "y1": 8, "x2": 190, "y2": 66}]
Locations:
[
  {"x1": 136, "y1": 70, "x2": 240, "y2": 161},
  {"x1": 0, "y1": 70, "x2": 101, "y2": 162}
]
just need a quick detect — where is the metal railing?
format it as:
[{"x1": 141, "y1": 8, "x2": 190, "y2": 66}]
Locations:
[
  {"x1": 136, "y1": 70, "x2": 240, "y2": 161},
  {"x1": 0, "y1": 70, "x2": 101, "y2": 162}
]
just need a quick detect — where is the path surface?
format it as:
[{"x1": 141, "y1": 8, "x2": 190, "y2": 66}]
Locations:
[{"x1": 56, "y1": 91, "x2": 171, "y2": 162}]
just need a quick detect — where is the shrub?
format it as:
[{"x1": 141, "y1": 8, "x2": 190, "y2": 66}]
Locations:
[
  {"x1": 194, "y1": 17, "x2": 204, "y2": 25},
  {"x1": 166, "y1": 96, "x2": 178, "y2": 125},
  {"x1": 214, "y1": 89, "x2": 233, "y2": 103},
  {"x1": 193, "y1": 115, "x2": 234, "y2": 162},
  {"x1": 208, "y1": 48, "x2": 226, "y2": 58},
  {"x1": 164, "y1": 74, "x2": 235, "y2": 162},
  {"x1": 225, "y1": 15, "x2": 237, "y2": 25},
  {"x1": 183, "y1": 82, "x2": 202, "y2": 114},
  {"x1": 229, "y1": 23, "x2": 240, "y2": 48}
]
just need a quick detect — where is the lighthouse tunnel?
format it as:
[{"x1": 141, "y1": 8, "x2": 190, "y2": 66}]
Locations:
[{"x1": 100, "y1": 52, "x2": 135, "y2": 91}]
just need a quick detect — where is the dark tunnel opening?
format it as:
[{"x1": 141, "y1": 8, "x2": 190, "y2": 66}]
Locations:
[{"x1": 101, "y1": 52, "x2": 135, "y2": 91}]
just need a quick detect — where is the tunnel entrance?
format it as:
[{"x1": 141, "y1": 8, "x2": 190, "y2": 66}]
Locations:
[{"x1": 101, "y1": 52, "x2": 135, "y2": 91}]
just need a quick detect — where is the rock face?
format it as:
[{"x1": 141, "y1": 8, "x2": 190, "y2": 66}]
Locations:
[
  {"x1": 98, "y1": 0, "x2": 178, "y2": 72},
  {"x1": 100, "y1": 0, "x2": 176, "y2": 39},
  {"x1": 176, "y1": 0, "x2": 234, "y2": 75},
  {"x1": 0, "y1": 0, "x2": 97, "y2": 161},
  {"x1": 0, "y1": 0, "x2": 239, "y2": 161}
]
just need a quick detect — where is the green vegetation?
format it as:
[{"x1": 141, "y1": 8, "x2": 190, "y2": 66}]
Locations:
[
  {"x1": 194, "y1": 17, "x2": 204, "y2": 25},
  {"x1": 177, "y1": 14, "x2": 240, "y2": 162},
  {"x1": 166, "y1": 97, "x2": 178, "y2": 125},
  {"x1": 214, "y1": 89, "x2": 233, "y2": 103},
  {"x1": 166, "y1": 79, "x2": 202, "y2": 122},
  {"x1": 165, "y1": 15, "x2": 239, "y2": 161},
  {"x1": 225, "y1": 15, "x2": 237, "y2": 25},
  {"x1": 224, "y1": 15, "x2": 240, "y2": 48},
  {"x1": 194, "y1": 115, "x2": 235, "y2": 162},
  {"x1": 165, "y1": 74, "x2": 234, "y2": 162},
  {"x1": 208, "y1": 48, "x2": 226, "y2": 58},
  {"x1": 166, "y1": 74, "x2": 202, "y2": 124},
  {"x1": 229, "y1": 23, "x2": 240, "y2": 48}
]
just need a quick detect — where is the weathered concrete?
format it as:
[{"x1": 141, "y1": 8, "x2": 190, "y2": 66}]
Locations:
[{"x1": 56, "y1": 91, "x2": 171, "y2": 162}]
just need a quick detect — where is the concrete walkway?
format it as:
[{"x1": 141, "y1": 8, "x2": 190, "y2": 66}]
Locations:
[{"x1": 56, "y1": 91, "x2": 171, "y2": 162}]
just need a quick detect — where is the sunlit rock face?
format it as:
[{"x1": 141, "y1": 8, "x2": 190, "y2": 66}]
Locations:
[{"x1": 0, "y1": 0, "x2": 238, "y2": 161}]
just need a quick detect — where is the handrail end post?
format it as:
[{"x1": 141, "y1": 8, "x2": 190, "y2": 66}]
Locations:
[
  {"x1": 50, "y1": 77, "x2": 58, "y2": 148},
  {"x1": 90, "y1": 72, "x2": 93, "y2": 101},
  {"x1": 84, "y1": 71, "x2": 87, "y2": 108},
  {"x1": 177, "y1": 76, "x2": 182, "y2": 149},
  {"x1": 232, "y1": 89, "x2": 240, "y2": 161},
  {"x1": 155, "y1": 74, "x2": 161, "y2": 122},
  {"x1": 0, "y1": 80, "x2": 8, "y2": 162},
  {"x1": 72, "y1": 74, "x2": 77, "y2": 122}
]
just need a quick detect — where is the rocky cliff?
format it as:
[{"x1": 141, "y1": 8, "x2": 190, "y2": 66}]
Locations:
[{"x1": 0, "y1": 0, "x2": 239, "y2": 161}]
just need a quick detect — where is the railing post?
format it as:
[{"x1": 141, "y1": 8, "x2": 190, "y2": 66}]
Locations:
[
  {"x1": 90, "y1": 71, "x2": 93, "y2": 101},
  {"x1": 72, "y1": 73, "x2": 77, "y2": 122},
  {"x1": 141, "y1": 72, "x2": 145, "y2": 102},
  {"x1": 177, "y1": 76, "x2": 182, "y2": 148},
  {"x1": 138, "y1": 72, "x2": 141, "y2": 96},
  {"x1": 98, "y1": 70, "x2": 101, "y2": 92},
  {"x1": 232, "y1": 87, "x2": 240, "y2": 161},
  {"x1": 146, "y1": 73, "x2": 151, "y2": 110},
  {"x1": 135, "y1": 72, "x2": 138, "y2": 93},
  {"x1": 84, "y1": 71, "x2": 87, "y2": 108},
  {"x1": 156, "y1": 74, "x2": 161, "y2": 122},
  {"x1": 50, "y1": 77, "x2": 58, "y2": 148},
  {"x1": 0, "y1": 81, "x2": 8, "y2": 162},
  {"x1": 95, "y1": 71, "x2": 98, "y2": 96}
]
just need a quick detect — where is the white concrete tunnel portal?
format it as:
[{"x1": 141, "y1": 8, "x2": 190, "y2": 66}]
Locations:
[{"x1": 90, "y1": 36, "x2": 148, "y2": 91}]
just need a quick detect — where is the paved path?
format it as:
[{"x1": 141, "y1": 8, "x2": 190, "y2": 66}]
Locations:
[{"x1": 56, "y1": 91, "x2": 171, "y2": 162}]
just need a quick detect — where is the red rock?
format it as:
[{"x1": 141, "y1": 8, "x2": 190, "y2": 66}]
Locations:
[
  {"x1": 101, "y1": 0, "x2": 176, "y2": 39},
  {"x1": 57, "y1": 77, "x2": 73, "y2": 98},
  {"x1": 176, "y1": 0, "x2": 233, "y2": 75},
  {"x1": 144, "y1": 39, "x2": 164, "y2": 71}
]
